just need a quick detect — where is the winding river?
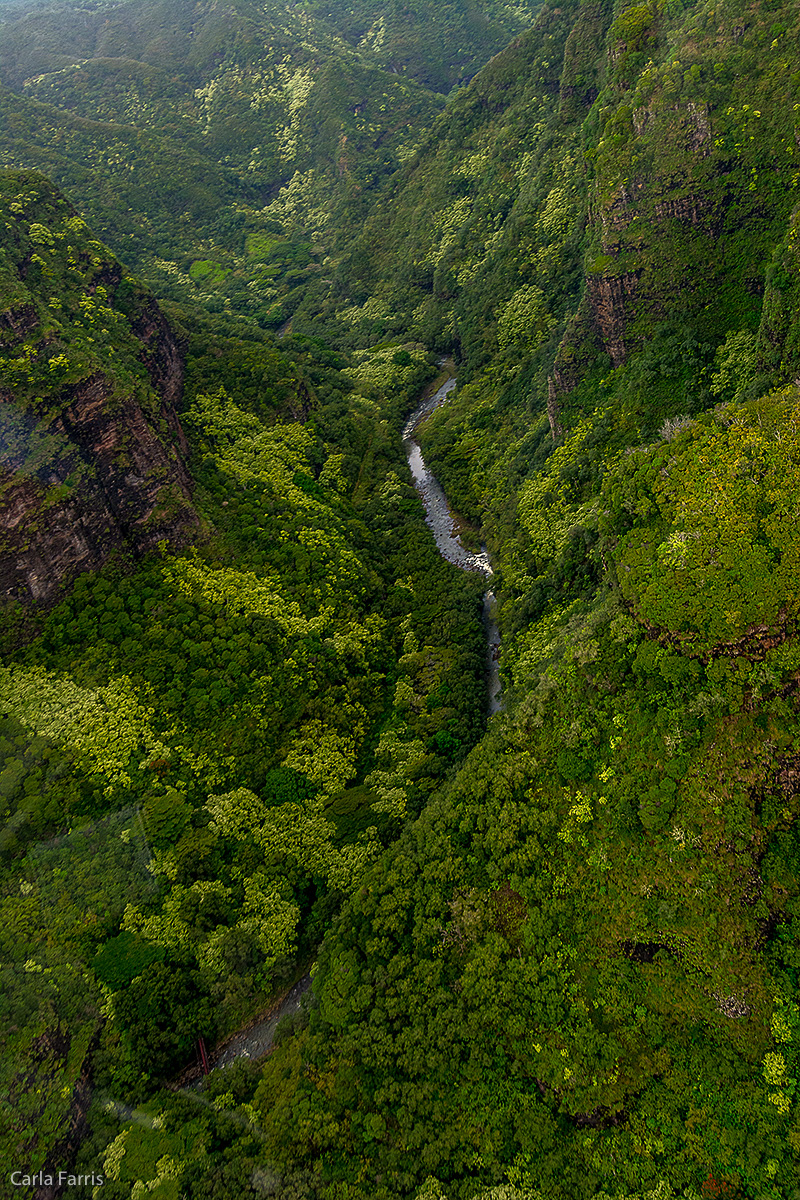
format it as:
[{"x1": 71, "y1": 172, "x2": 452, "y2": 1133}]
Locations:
[
  {"x1": 187, "y1": 376, "x2": 503, "y2": 1083},
  {"x1": 402, "y1": 376, "x2": 503, "y2": 716}
]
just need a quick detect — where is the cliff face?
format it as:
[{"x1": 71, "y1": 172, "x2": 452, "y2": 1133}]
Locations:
[
  {"x1": 0, "y1": 171, "x2": 198, "y2": 607},
  {"x1": 575, "y1": 0, "x2": 800, "y2": 376}
]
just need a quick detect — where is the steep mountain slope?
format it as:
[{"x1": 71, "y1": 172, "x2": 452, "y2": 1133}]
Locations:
[
  {"x1": 293, "y1": 1, "x2": 591, "y2": 365},
  {"x1": 0, "y1": 0, "x2": 444, "y2": 323},
  {"x1": 6, "y1": 0, "x2": 800, "y2": 1197},
  {"x1": 297, "y1": 0, "x2": 542, "y2": 91},
  {"x1": 162, "y1": 2, "x2": 800, "y2": 1198},
  {"x1": 0, "y1": 172, "x2": 488, "y2": 1187},
  {"x1": 0, "y1": 172, "x2": 198, "y2": 609},
  {"x1": 316, "y1": 0, "x2": 800, "y2": 600},
  {"x1": 0, "y1": 0, "x2": 547, "y2": 332},
  {"x1": 315, "y1": 0, "x2": 800, "y2": 382},
  {"x1": 0, "y1": 0, "x2": 540, "y2": 94}
]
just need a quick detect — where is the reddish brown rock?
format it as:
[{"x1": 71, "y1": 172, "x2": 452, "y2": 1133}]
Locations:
[
  {"x1": 0, "y1": 327, "x2": 198, "y2": 607},
  {"x1": 587, "y1": 269, "x2": 641, "y2": 368}
]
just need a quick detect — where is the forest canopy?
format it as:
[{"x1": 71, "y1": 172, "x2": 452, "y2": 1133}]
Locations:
[{"x1": 3, "y1": 0, "x2": 800, "y2": 1197}]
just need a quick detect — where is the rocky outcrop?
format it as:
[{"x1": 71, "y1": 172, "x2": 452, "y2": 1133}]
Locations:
[
  {"x1": 552, "y1": 291, "x2": 608, "y2": 394},
  {"x1": 0, "y1": 303, "x2": 38, "y2": 341},
  {"x1": 0, "y1": 369, "x2": 197, "y2": 605},
  {"x1": 127, "y1": 292, "x2": 189, "y2": 449},
  {"x1": 586, "y1": 269, "x2": 641, "y2": 367},
  {"x1": 0, "y1": 172, "x2": 199, "y2": 608},
  {"x1": 653, "y1": 193, "x2": 710, "y2": 226}
]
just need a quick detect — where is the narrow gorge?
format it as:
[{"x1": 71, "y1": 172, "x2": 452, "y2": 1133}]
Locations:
[{"x1": 3, "y1": 0, "x2": 800, "y2": 1196}]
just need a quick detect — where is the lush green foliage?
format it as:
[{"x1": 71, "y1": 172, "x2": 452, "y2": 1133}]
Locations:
[
  {"x1": 7, "y1": 0, "x2": 800, "y2": 1196},
  {"x1": 0, "y1": 171, "x2": 169, "y2": 406},
  {"x1": 0, "y1": 178, "x2": 486, "y2": 1181},
  {"x1": 0, "y1": 0, "x2": 447, "y2": 327},
  {"x1": 298, "y1": 0, "x2": 542, "y2": 92}
]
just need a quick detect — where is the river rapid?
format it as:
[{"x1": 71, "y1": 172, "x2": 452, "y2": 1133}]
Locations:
[{"x1": 402, "y1": 376, "x2": 502, "y2": 716}]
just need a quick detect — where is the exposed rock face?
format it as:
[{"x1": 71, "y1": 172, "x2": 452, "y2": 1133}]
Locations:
[
  {"x1": 552, "y1": 291, "x2": 608, "y2": 393},
  {"x1": 567, "y1": 30, "x2": 772, "y2": 383},
  {"x1": 0, "y1": 170, "x2": 199, "y2": 608},
  {"x1": 0, "y1": 368, "x2": 197, "y2": 605},
  {"x1": 127, "y1": 291, "x2": 189, "y2": 444},
  {"x1": 652, "y1": 193, "x2": 709, "y2": 226},
  {"x1": 586, "y1": 269, "x2": 641, "y2": 367}
]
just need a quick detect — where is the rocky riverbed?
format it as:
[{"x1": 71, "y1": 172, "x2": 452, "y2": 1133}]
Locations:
[{"x1": 402, "y1": 374, "x2": 502, "y2": 714}]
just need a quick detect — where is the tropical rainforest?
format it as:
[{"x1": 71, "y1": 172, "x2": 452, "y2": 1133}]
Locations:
[{"x1": 3, "y1": 0, "x2": 800, "y2": 1198}]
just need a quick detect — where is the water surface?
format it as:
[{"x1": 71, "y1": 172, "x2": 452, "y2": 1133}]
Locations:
[{"x1": 402, "y1": 376, "x2": 502, "y2": 714}]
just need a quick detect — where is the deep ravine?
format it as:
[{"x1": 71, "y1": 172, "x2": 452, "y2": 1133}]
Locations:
[{"x1": 189, "y1": 375, "x2": 504, "y2": 1084}]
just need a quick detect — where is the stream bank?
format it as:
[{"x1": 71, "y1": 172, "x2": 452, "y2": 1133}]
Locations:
[
  {"x1": 402, "y1": 375, "x2": 502, "y2": 715},
  {"x1": 176, "y1": 972, "x2": 312, "y2": 1088},
  {"x1": 186, "y1": 374, "x2": 502, "y2": 1084}
]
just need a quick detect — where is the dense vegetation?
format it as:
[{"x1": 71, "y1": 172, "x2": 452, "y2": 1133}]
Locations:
[
  {"x1": 0, "y1": 180, "x2": 487, "y2": 1187},
  {"x1": 0, "y1": 0, "x2": 450, "y2": 334},
  {"x1": 4, "y1": 0, "x2": 800, "y2": 1197}
]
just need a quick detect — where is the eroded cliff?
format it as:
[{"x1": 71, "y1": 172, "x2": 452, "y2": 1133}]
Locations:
[{"x1": 0, "y1": 171, "x2": 198, "y2": 607}]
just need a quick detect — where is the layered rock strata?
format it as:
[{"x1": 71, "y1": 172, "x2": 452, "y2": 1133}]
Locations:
[{"x1": 0, "y1": 171, "x2": 198, "y2": 607}]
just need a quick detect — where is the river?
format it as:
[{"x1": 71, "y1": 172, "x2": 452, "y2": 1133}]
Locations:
[
  {"x1": 402, "y1": 375, "x2": 502, "y2": 716},
  {"x1": 209, "y1": 972, "x2": 311, "y2": 1070},
  {"x1": 187, "y1": 375, "x2": 502, "y2": 1084}
]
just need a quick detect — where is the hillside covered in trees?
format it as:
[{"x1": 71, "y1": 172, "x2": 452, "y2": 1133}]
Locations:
[{"x1": 4, "y1": 0, "x2": 800, "y2": 1198}]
